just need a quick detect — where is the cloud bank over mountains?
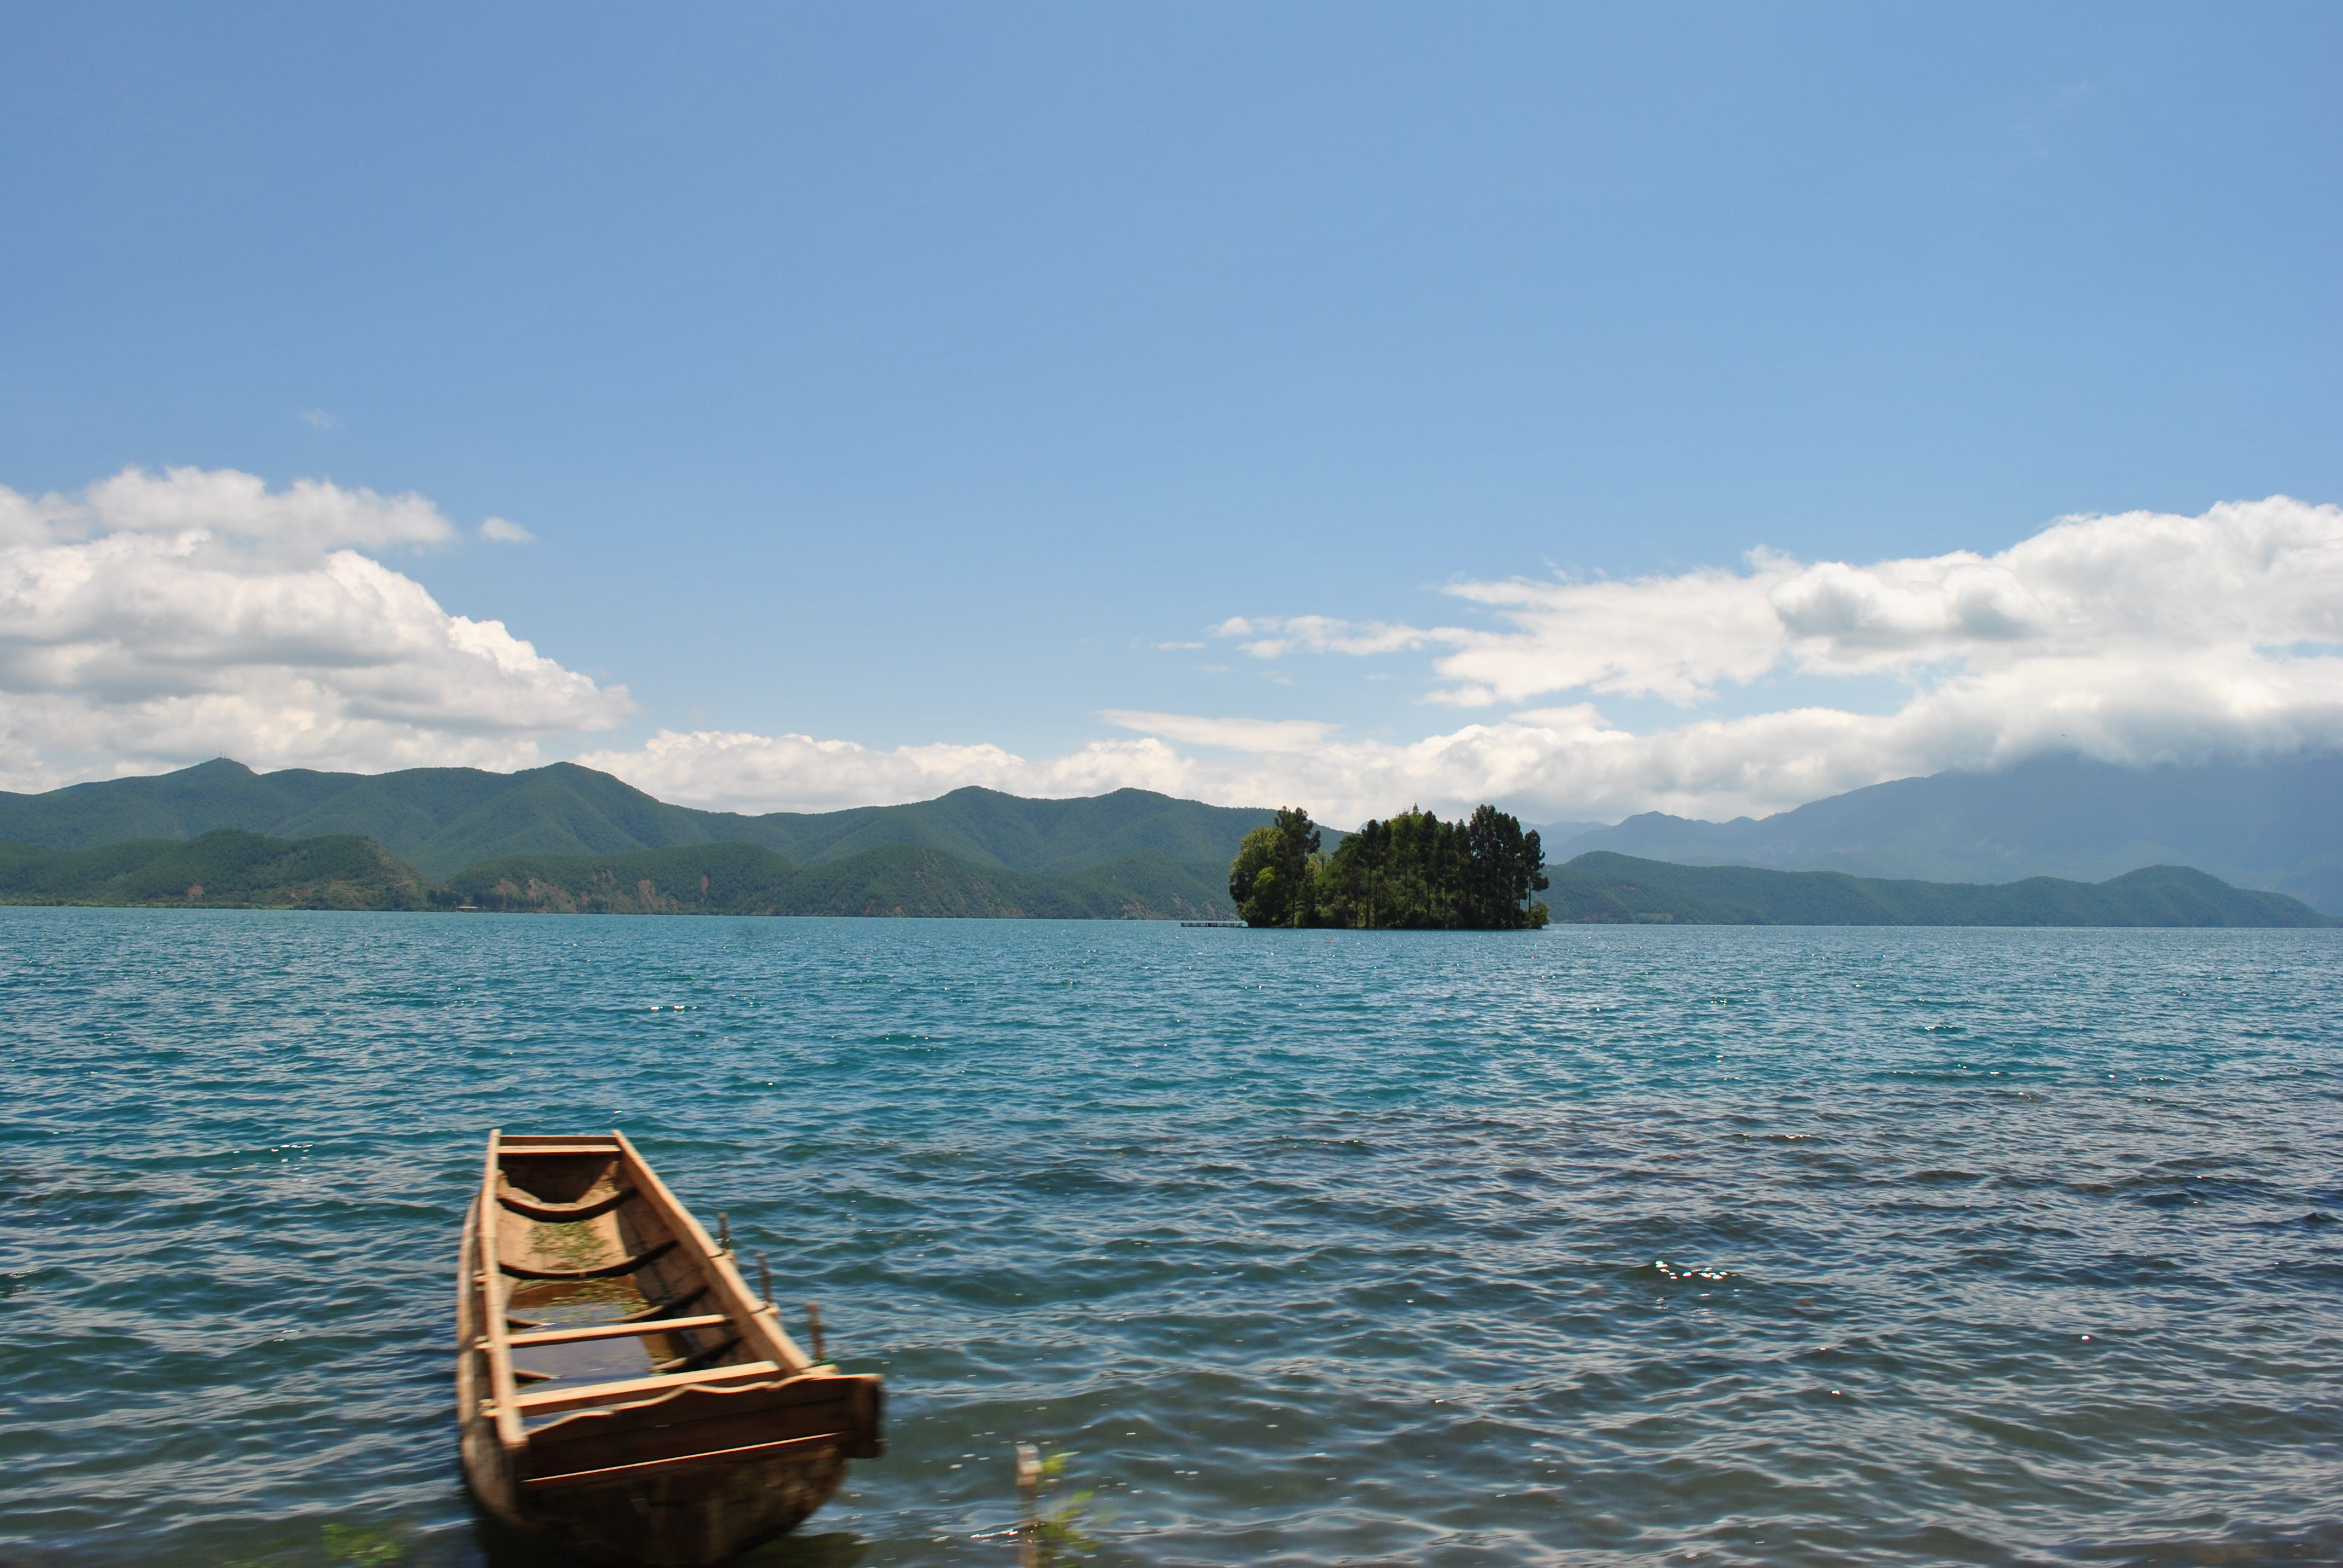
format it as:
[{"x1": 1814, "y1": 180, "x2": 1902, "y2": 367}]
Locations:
[
  {"x1": 588, "y1": 495, "x2": 2343, "y2": 822},
  {"x1": 1162, "y1": 495, "x2": 2343, "y2": 820},
  {"x1": 0, "y1": 468, "x2": 631, "y2": 791},
  {"x1": 3, "y1": 468, "x2": 2337, "y2": 821}
]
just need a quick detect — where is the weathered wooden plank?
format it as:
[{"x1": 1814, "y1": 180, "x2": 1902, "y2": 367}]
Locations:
[
  {"x1": 477, "y1": 1131, "x2": 527, "y2": 1454},
  {"x1": 612, "y1": 1129, "x2": 815, "y2": 1374},
  {"x1": 508, "y1": 1361, "x2": 784, "y2": 1417},
  {"x1": 505, "y1": 1313, "x2": 730, "y2": 1348}
]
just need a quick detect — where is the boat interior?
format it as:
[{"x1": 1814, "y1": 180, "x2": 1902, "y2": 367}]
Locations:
[{"x1": 465, "y1": 1131, "x2": 880, "y2": 1494}]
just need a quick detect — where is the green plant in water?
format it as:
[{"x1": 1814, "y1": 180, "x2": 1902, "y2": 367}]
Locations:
[
  {"x1": 320, "y1": 1521, "x2": 404, "y2": 1565},
  {"x1": 1019, "y1": 1448, "x2": 1106, "y2": 1567}
]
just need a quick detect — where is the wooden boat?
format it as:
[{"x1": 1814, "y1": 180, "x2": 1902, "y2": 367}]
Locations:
[{"x1": 456, "y1": 1131, "x2": 883, "y2": 1567}]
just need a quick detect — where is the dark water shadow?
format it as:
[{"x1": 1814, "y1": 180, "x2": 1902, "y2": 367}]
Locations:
[
  {"x1": 732, "y1": 1532, "x2": 865, "y2": 1568},
  {"x1": 460, "y1": 1500, "x2": 863, "y2": 1568},
  {"x1": 2058, "y1": 1520, "x2": 2343, "y2": 1566}
]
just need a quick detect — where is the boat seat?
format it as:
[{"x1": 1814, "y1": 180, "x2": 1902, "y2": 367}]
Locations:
[
  {"x1": 500, "y1": 1186, "x2": 635, "y2": 1222},
  {"x1": 507, "y1": 1313, "x2": 730, "y2": 1348}
]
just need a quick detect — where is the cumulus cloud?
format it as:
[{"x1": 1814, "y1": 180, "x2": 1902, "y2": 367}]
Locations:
[
  {"x1": 1, "y1": 465, "x2": 459, "y2": 557},
  {"x1": 0, "y1": 468, "x2": 630, "y2": 791},
  {"x1": 479, "y1": 516, "x2": 535, "y2": 544},
  {"x1": 585, "y1": 497, "x2": 2343, "y2": 823}
]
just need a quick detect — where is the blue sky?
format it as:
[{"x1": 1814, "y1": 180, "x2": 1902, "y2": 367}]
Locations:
[{"x1": 2, "y1": 4, "x2": 2338, "y2": 820}]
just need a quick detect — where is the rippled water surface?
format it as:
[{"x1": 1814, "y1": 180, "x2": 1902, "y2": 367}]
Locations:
[{"x1": 4, "y1": 910, "x2": 2341, "y2": 1568}]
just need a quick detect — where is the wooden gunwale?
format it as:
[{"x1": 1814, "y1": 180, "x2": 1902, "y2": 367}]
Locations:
[
  {"x1": 476, "y1": 1131, "x2": 528, "y2": 1453},
  {"x1": 611, "y1": 1129, "x2": 816, "y2": 1373}
]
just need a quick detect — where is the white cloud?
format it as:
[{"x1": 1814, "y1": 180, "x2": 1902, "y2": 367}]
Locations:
[
  {"x1": 0, "y1": 468, "x2": 630, "y2": 791},
  {"x1": 1, "y1": 465, "x2": 460, "y2": 557},
  {"x1": 297, "y1": 409, "x2": 338, "y2": 430},
  {"x1": 1435, "y1": 497, "x2": 2343, "y2": 705},
  {"x1": 1207, "y1": 613, "x2": 1444, "y2": 661},
  {"x1": 479, "y1": 516, "x2": 535, "y2": 544},
  {"x1": 1210, "y1": 497, "x2": 2343, "y2": 705}
]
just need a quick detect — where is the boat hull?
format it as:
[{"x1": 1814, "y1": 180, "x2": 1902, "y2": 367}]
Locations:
[
  {"x1": 455, "y1": 1132, "x2": 882, "y2": 1567},
  {"x1": 459, "y1": 1407, "x2": 850, "y2": 1567}
]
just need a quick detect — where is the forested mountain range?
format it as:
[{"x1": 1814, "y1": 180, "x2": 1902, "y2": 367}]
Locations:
[
  {"x1": 0, "y1": 831, "x2": 1237, "y2": 919},
  {"x1": 0, "y1": 759, "x2": 1273, "y2": 880},
  {"x1": 4, "y1": 752, "x2": 2339, "y2": 921},
  {"x1": 1549, "y1": 753, "x2": 2343, "y2": 913},
  {"x1": 2, "y1": 831, "x2": 2325, "y2": 925}
]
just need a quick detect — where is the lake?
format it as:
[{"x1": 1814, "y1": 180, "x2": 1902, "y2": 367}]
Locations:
[{"x1": 2, "y1": 909, "x2": 2338, "y2": 1567}]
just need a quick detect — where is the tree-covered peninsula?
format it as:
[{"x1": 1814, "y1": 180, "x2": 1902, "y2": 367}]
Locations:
[{"x1": 1227, "y1": 805, "x2": 1551, "y2": 929}]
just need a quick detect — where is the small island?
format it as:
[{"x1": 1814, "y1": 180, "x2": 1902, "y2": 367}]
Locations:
[{"x1": 1227, "y1": 805, "x2": 1552, "y2": 929}]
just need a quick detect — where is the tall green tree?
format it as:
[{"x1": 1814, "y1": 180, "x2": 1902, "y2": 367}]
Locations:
[
  {"x1": 1460, "y1": 803, "x2": 1548, "y2": 928},
  {"x1": 1228, "y1": 806, "x2": 1320, "y2": 926},
  {"x1": 1281, "y1": 803, "x2": 1547, "y2": 930}
]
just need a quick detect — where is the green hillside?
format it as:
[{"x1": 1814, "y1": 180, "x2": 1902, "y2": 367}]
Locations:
[
  {"x1": 773, "y1": 846, "x2": 1234, "y2": 919},
  {"x1": 441, "y1": 841, "x2": 1236, "y2": 919},
  {"x1": 0, "y1": 830, "x2": 433, "y2": 909},
  {"x1": 705, "y1": 786, "x2": 1273, "y2": 874},
  {"x1": 0, "y1": 760, "x2": 1276, "y2": 880},
  {"x1": 442, "y1": 843, "x2": 804, "y2": 913},
  {"x1": 1548, "y1": 852, "x2": 2336, "y2": 927}
]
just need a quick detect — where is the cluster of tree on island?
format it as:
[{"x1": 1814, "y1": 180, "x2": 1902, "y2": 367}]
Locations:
[{"x1": 1227, "y1": 805, "x2": 1550, "y2": 929}]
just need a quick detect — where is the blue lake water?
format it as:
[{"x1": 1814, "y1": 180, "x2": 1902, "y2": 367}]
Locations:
[{"x1": 2, "y1": 909, "x2": 2340, "y2": 1568}]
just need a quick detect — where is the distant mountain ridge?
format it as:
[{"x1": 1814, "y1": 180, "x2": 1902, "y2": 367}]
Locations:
[
  {"x1": 0, "y1": 759, "x2": 1276, "y2": 881},
  {"x1": 1551, "y1": 753, "x2": 2343, "y2": 915},
  {"x1": 1547, "y1": 852, "x2": 2334, "y2": 927}
]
